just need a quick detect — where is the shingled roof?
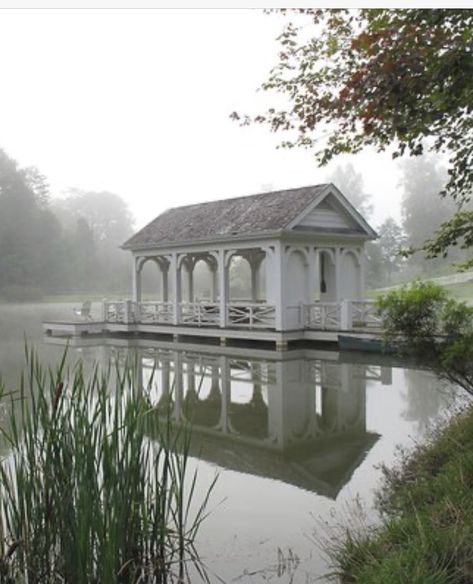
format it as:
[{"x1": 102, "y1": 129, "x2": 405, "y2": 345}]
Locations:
[{"x1": 123, "y1": 184, "x2": 371, "y2": 250}]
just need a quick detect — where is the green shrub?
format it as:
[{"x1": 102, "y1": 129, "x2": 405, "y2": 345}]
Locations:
[{"x1": 376, "y1": 281, "x2": 473, "y2": 397}]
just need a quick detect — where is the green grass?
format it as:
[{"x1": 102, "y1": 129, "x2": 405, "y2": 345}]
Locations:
[
  {"x1": 328, "y1": 405, "x2": 473, "y2": 583},
  {"x1": 0, "y1": 348, "x2": 215, "y2": 583}
]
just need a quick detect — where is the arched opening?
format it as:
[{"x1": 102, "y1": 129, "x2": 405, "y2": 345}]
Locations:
[
  {"x1": 340, "y1": 251, "x2": 361, "y2": 300},
  {"x1": 139, "y1": 258, "x2": 167, "y2": 300},
  {"x1": 193, "y1": 258, "x2": 216, "y2": 301},
  {"x1": 286, "y1": 249, "x2": 309, "y2": 305},
  {"x1": 228, "y1": 255, "x2": 251, "y2": 301}
]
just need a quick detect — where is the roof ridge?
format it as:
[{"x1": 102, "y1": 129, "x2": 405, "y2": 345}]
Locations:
[{"x1": 164, "y1": 183, "x2": 328, "y2": 213}]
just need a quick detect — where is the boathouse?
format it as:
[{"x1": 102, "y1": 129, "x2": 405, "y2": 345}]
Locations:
[{"x1": 86, "y1": 184, "x2": 377, "y2": 348}]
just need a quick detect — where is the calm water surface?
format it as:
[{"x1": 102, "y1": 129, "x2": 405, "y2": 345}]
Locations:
[{"x1": 0, "y1": 303, "x2": 458, "y2": 583}]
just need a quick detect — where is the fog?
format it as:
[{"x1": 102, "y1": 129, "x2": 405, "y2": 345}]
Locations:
[
  {"x1": 0, "y1": 8, "x2": 461, "y2": 300},
  {"x1": 0, "y1": 9, "x2": 407, "y2": 228}
]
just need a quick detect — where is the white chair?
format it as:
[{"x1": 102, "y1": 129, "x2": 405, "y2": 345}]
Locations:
[{"x1": 73, "y1": 300, "x2": 92, "y2": 320}]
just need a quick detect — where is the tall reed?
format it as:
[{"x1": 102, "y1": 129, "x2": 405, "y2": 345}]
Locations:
[{"x1": 0, "y1": 347, "x2": 214, "y2": 583}]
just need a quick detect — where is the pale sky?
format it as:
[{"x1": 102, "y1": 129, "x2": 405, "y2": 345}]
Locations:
[{"x1": 0, "y1": 8, "x2": 405, "y2": 230}]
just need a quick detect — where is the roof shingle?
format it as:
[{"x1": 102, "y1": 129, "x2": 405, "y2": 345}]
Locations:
[{"x1": 123, "y1": 184, "x2": 329, "y2": 249}]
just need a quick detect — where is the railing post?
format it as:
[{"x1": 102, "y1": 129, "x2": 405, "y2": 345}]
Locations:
[
  {"x1": 124, "y1": 300, "x2": 133, "y2": 324},
  {"x1": 340, "y1": 299, "x2": 353, "y2": 330}
]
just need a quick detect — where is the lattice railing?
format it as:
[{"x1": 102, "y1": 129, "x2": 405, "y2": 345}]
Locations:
[
  {"x1": 103, "y1": 301, "x2": 129, "y2": 323},
  {"x1": 227, "y1": 303, "x2": 276, "y2": 329},
  {"x1": 137, "y1": 301, "x2": 174, "y2": 324},
  {"x1": 305, "y1": 302, "x2": 341, "y2": 330},
  {"x1": 351, "y1": 300, "x2": 382, "y2": 329},
  {"x1": 179, "y1": 302, "x2": 220, "y2": 326}
]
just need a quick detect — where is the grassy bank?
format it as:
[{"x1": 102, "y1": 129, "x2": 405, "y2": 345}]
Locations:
[{"x1": 330, "y1": 405, "x2": 473, "y2": 583}]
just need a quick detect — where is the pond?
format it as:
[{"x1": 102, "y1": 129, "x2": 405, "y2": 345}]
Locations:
[{"x1": 0, "y1": 303, "x2": 458, "y2": 583}]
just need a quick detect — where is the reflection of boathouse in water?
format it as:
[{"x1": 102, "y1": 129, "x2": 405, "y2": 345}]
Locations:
[{"x1": 104, "y1": 341, "x2": 390, "y2": 499}]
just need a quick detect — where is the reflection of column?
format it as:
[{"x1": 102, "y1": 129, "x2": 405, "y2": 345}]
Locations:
[
  {"x1": 132, "y1": 256, "x2": 142, "y2": 302},
  {"x1": 161, "y1": 359, "x2": 171, "y2": 403},
  {"x1": 173, "y1": 352, "x2": 183, "y2": 421},
  {"x1": 381, "y1": 367, "x2": 392, "y2": 385},
  {"x1": 209, "y1": 364, "x2": 221, "y2": 401},
  {"x1": 218, "y1": 356, "x2": 230, "y2": 433},
  {"x1": 251, "y1": 362, "x2": 264, "y2": 408},
  {"x1": 135, "y1": 353, "x2": 144, "y2": 395},
  {"x1": 188, "y1": 361, "x2": 196, "y2": 393}
]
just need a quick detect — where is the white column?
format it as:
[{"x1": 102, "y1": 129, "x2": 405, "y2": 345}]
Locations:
[
  {"x1": 308, "y1": 247, "x2": 316, "y2": 304},
  {"x1": 359, "y1": 248, "x2": 366, "y2": 299},
  {"x1": 210, "y1": 267, "x2": 217, "y2": 302},
  {"x1": 188, "y1": 263, "x2": 194, "y2": 302},
  {"x1": 250, "y1": 255, "x2": 263, "y2": 303},
  {"x1": 132, "y1": 256, "x2": 142, "y2": 302},
  {"x1": 272, "y1": 243, "x2": 285, "y2": 331},
  {"x1": 171, "y1": 253, "x2": 181, "y2": 325},
  {"x1": 162, "y1": 268, "x2": 169, "y2": 302},
  {"x1": 335, "y1": 247, "x2": 342, "y2": 301},
  {"x1": 218, "y1": 248, "x2": 228, "y2": 328}
]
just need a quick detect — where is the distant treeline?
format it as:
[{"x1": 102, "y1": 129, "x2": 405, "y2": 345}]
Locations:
[{"x1": 0, "y1": 149, "x2": 134, "y2": 301}]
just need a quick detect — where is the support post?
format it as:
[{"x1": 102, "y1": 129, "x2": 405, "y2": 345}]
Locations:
[
  {"x1": 250, "y1": 261, "x2": 260, "y2": 302},
  {"x1": 340, "y1": 299, "x2": 352, "y2": 330},
  {"x1": 218, "y1": 249, "x2": 228, "y2": 328},
  {"x1": 132, "y1": 256, "x2": 142, "y2": 303},
  {"x1": 308, "y1": 247, "x2": 316, "y2": 304},
  {"x1": 162, "y1": 268, "x2": 169, "y2": 302},
  {"x1": 210, "y1": 267, "x2": 217, "y2": 302},
  {"x1": 171, "y1": 253, "x2": 181, "y2": 325},
  {"x1": 188, "y1": 263, "x2": 194, "y2": 303},
  {"x1": 272, "y1": 243, "x2": 285, "y2": 331},
  {"x1": 335, "y1": 247, "x2": 342, "y2": 302}
]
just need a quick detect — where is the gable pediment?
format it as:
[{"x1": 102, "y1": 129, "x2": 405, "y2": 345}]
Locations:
[{"x1": 289, "y1": 187, "x2": 376, "y2": 238}]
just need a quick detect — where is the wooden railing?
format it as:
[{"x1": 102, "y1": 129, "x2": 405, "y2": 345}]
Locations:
[
  {"x1": 351, "y1": 300, "x2": 382, "y2": 329},
  {"x1": 179, "y1": 302, "x2": 220, "y2": 326},
  {"x1": 137, "y1": 301, "x2": 174, "y2": 324},
  {"x1": 103, "y1": 301, "x2": 129, "y2": 323},
  {"x1": 305, "y1": 300, "x2": 381, "y2": 331},
  {"x1": 305, "y1": 302, "x2": 341, "y2": 330},
  {"x1": 227, "y1": 303, "x2": 276, "y2": 329},
  {"x1": 102, "y1": 299, "x2": 380, "y2": 332}
]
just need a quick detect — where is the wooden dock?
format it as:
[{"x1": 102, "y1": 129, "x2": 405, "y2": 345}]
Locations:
[{"x1": 42, "y1": 318, "x2": 383, "y2": 351}]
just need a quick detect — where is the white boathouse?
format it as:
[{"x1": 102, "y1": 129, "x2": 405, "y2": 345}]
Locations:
[{"x1": 44, "y1": 184, "x2": 380, "y2": 348}]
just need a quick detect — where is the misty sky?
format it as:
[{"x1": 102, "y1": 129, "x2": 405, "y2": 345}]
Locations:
[{"x1": 0, "y1": 8, "x2": 408, "y2": 230}]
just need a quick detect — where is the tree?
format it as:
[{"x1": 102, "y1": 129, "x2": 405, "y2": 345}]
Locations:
[
  {"x1": 51, "y1": 190, "x2": 135, "y2": 292},
  {"x1": 0, "y1": 150, "x2": 64, "y2": 299},
  {"x1": 397, "y1": 155, "x2": 471, "y2": 271},
  {"x1": 365, "y1": 218, "x2": 406, "y2": 287},
  {"x1": 233, "y1": 9, "x2": 473, "y2": 259},
  {"x1": 327, "y1": 163, "x2": 373, "y2": 219}
]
